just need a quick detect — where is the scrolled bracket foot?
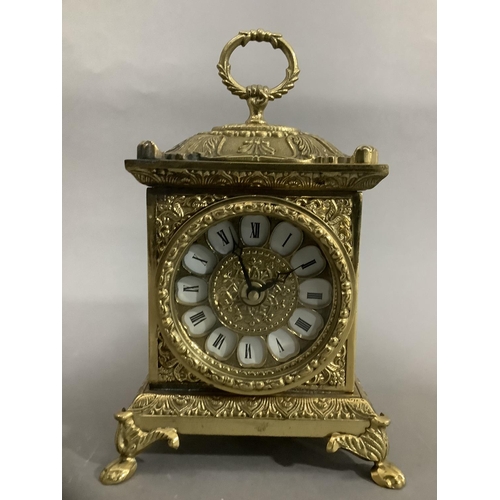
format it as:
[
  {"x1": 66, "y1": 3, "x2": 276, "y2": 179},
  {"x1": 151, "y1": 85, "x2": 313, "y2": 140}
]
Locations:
[
  {"x1": 99, "y1": 410, "x2": 179, "y2": 485},
  {"x1": 326, "y1": 413, "x2": 405, "y2": 489}
]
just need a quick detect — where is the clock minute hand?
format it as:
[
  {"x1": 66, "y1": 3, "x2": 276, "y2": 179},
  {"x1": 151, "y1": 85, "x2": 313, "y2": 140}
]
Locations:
[{"x1": 231, "y1": 236, "x2": 254, "y2": 291}]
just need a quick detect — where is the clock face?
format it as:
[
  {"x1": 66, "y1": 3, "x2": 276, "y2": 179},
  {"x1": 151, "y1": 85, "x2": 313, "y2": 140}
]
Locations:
[{"x1": 157, "y1": 197, "x2": 355, "y2": 394}]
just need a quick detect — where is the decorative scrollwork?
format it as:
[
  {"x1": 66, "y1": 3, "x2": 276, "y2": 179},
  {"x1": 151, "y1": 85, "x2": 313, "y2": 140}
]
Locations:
[
  {"x1": 327, "y1": 414, "x2": 390, "y2": 461},
  {"x1": 304, "y1": 345, "x2": 347, "y2": 387},
  {"x1": 156, "y1": 197, "x2": 355, "y2": 395},
  {"x1": 130, "y1": 392, "x2": 378, "y2": 420},
  {"x1": 210, "y1": 249, "x2": 298, "y2": 335},
  {"x1": 237, "y1": 138, "x2": 276, "y2": 156},
  {"x1": 163, "y1": 129, "x2": 347, "y2": 163},
  {"x1": 127, "y1": 163, "x2": 388, "y2": 190},
  {"x1": 155, "y1": 194, "x2": 226, "y2": 264},
  {"x1": 158, "y1": 330, "x2": 202, "y2": 384},
  {"x1": 327, "y1": 414, "x2": 406, "y2": 489},
  {"x1": 100, "y1": 411, "x2": 179, "y2": 485},
  {"x1": 291, "y1": 197, "x2": 352, "y2": 387},
  {"x1": 154, "y1": 195, "x2": 353, "y2": 389},
  {"x1": 290, "y1": 197, "x2": 353, "y2": 257}
]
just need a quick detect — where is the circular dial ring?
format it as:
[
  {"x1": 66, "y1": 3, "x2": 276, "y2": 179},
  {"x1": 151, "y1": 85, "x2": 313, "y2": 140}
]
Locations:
[{"x1": 156, "y1": 196, "x2": 355, "y2": 395}]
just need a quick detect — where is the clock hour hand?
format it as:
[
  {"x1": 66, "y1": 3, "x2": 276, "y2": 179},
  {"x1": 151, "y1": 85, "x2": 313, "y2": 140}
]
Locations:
[
  {"x1": 256, "y1": 263, "x2": 304, "y2": 293},
  {"x1": 255, "y1": 278, "x2": 281, "y2": 293},
  {"x1": 231, "y1": 236, "x2": 254, "y2": 291}
]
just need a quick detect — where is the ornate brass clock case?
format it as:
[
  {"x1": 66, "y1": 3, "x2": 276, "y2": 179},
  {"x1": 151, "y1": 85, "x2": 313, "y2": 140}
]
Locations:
[{"x1": 100, "y1": 30, "x2": 405, "y2": 489}]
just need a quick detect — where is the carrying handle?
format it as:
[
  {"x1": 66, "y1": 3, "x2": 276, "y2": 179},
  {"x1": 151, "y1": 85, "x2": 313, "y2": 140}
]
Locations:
[{"x1": 217, "y1": 30, "x2": 300, "y2": 124}]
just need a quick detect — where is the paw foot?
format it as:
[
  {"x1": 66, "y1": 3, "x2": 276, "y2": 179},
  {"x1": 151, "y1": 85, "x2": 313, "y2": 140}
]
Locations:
[
  {"x1": 371, "y1": 460, "x2": 405, "y2": 489},
  {"x1": 100, "y1": 457, "x2": 137, "y2": 485}
]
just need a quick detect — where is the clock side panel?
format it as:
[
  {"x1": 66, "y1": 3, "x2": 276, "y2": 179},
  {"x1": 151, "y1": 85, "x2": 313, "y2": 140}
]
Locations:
[
  {"x1": 146, "y1": 189, "x2": 228, "y2": 384},
  {"x1": 147, "y1": 190, "x2": 157, "y2": 382},
  {"x1": 146, "y1": 189, "x2": 362, "y2": 393},
  {"x1": 287, "y1": 194, "x2": 362, "y2": 393}
]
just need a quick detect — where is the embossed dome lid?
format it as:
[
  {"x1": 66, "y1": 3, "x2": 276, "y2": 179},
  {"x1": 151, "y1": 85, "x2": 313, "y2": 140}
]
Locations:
[
  {"x1": 128, "y1": 30, "x2": 387, "y2": 192},
  {"x1": 137, "y1": 30, "x2": 377, "y2": 165}
]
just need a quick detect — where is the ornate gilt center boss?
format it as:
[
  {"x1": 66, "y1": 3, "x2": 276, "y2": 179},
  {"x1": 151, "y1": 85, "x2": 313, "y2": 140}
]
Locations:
[{"x1": 100, "y1": 30, "x2": 405, "y2": 489}]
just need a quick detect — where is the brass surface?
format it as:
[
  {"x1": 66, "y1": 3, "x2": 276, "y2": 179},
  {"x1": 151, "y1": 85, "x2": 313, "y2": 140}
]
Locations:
[
  {"x1": 102, "y1": 30, "x2": 404, "y2": 490},
  {"x1": 100, "y1": 410, "x2": 179, "y2": 485},
  {"x1": 156, "y1": 197, "x2": 355, "y2": 395},
  {"x1": 163, "y1": 136, "x2": 352, "y2": 164},
  {"x1": 148, "y1": 193, "x2": 227, "y2": 382},
  {"x1": 326, "y1": 412, "x2": 405, "y2": 490},
  {"x1": 154, "y1": 342, "x2": 348, "y2": 393},
  {"x1": 304, "y1": 344, "x2": 347, "y2": 389},
  {"x1": 127, "y1": 156, "x2": 388, "y2": 186},
  {"x1": 150, "y1": 194, "x2": 355, "y2": 391},
  {"x1": 130, "y1": 30, "x2": 382, "y2": 165},
  {"x1": 217, "y1": 29, "x2": 299, "y2": 125},
  {"x1": 209, "y1": 248, "x2": 299, "y2": 336},
  {"x1": 100, "y1": 380, "x2": 404, "y2": 488}
]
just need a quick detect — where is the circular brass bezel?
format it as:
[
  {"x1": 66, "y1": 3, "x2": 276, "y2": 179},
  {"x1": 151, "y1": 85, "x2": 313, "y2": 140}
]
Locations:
[{"x1": 156, "y1": 196, "x2": 356, "y2": 395}]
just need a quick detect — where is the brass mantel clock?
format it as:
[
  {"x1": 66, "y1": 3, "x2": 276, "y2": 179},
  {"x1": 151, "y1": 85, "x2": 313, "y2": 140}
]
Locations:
[{"x1": 100, "y1": 30, "x2": 405, "y2": 489}]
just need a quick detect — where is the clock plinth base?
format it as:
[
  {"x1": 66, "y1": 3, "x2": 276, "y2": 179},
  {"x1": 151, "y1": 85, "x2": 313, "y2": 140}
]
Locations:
[{"x1": 100, "y1": 380, "x2": 404, "y2": 489}]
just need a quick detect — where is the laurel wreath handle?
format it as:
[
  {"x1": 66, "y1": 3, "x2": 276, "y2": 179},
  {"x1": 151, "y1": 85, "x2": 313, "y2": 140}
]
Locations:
[{"x1": 217, "y1": 30, "x2": 300, "y2": 123}]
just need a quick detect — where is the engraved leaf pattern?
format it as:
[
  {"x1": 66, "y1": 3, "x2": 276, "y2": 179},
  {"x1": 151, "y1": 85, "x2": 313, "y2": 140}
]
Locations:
[
  {"x1": 158, "y1": 333, "x2": 202, "y2": 384},
  {"x1": 237, "y1": 139, "x2": 276, "y2": 156},
  {"x1": 292, "y1": 197, "x2": 353, "y2": 257},
  {"x1": 165, "y1": 135, "x2": 225, "y2": 158},
  {"x1": 155, "y1": 195, "x2": 226, "y2": 263},
  {"x1": 305, "y1": 345, "x2": 347, "y2": 387},
  {"x1": 126, "y1": 165, "x2": 387, "y2": 191},
  {"x1": 131, "y1": 393, "x2": 378, "y2": 420},
  {"x1": 327, "y1": 425, "x2": 388, "y2": 463},
  {"x1": 115, "y1": 413, "x2": 179, "y2": 457}
]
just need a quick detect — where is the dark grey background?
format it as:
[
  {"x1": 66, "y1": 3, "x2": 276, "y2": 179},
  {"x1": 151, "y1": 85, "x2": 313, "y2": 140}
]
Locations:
[{"x1": 63, "y1": 1, "x2": 436, "y2": 498}]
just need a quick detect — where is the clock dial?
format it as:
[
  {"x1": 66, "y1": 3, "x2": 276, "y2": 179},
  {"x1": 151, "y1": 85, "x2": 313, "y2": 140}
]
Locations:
[
  {"x1": 210, "y1": 247, "x2": 298, "y2": 336},
  {"x1": 172, "y1": 212, "x2": 336, "y2": 368},
  {"x1": 157, "y1": 197, "x2": 355, "y2": 395}
]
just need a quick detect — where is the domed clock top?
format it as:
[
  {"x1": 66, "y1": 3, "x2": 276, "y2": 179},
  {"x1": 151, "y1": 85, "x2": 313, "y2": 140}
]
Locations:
[{"x1": 126, "y1": 29, "x2": 388, "y2": 192}]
